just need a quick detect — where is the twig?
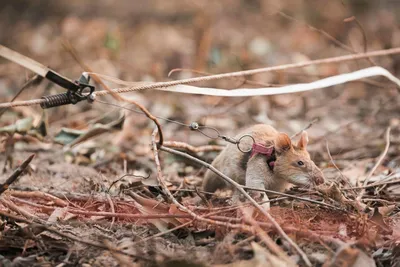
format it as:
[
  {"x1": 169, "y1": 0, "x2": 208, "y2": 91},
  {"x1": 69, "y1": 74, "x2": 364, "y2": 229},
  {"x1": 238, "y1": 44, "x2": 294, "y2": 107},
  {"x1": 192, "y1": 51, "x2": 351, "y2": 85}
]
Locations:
[
  {"x1": 343, "y1": 16, "x2": 376, "y2": 65},
  {"x1": 62, "y1": 39, "x2": 112, "y2": 90},
  {"x1": 342, "y1": 178, "x2": 400, "y2": 190},
  {"x1": 10, "y1": 196, "x2": 57, "y2": 211},
  {"x1": 325, "y1": 141, "x2": 355, "y2": 195},
  {"x1": 97, "y1": 97, "x2": 163, "y2": 146},
  {"x1": 163, "y1": 141, "x2": 223, "y2": 153},
  {"x1": 0, "y1": 210, "x2": 152, "y2": 262},
  {"x1": 9, "y1": 190, "x2": 68, "y2": 207},
  {"x1": 159, "y1": 145, "x2": 312, "y2": 266},
  {"x1": 290, "y1": 118, "x2": 319, "y2": 139},
  {"x1": 67, "y1": 209, "x2": 191, "y2": 220},
  {"x1": 106, "y1": 194, "x2": 115, "y2": 228},
  {"x1": 132, "y1": 220, "x2": 193, "y2": 245},
  {"x1": 277, "y1": 10, "x2": 376, "y2": 66},
  {"x1": 0, "y1": 75, "x2": 42, "y2": 118},
  {"x1": 107, "y1": 173, "x2": 150, "y2": 193},
  {"x1": 0, "y1": 197, "x2": 42, "y2": 221},
  {"x1": 357, "y1": 127, "x2": 391, "y2": 201},
  {"x1": 277, "y1": 12, "x2": 353, "y2": 54},
  {"x1": 241, "y1": 186, "x2": 343, "y2": 211},
  {"x1": 0, "y1": 154, "x2": 35, "y2": 196},
  {"x1": 313, "y1": 119, "x2": 359, "y2": 143}
]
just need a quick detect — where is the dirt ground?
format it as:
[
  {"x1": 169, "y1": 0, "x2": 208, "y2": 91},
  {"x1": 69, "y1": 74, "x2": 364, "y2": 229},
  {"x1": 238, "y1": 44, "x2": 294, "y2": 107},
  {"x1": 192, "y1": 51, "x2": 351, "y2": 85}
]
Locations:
[{"x1": 0, "y1": 1, "x2": 399, "y2": 266}]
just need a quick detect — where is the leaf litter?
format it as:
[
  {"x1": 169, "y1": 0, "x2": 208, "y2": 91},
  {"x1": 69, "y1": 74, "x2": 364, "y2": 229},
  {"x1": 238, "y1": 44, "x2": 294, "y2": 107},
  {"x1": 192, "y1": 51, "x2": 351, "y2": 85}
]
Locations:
[{"x1": 0, "y1": 1, "x2": 400, "y2": 266}]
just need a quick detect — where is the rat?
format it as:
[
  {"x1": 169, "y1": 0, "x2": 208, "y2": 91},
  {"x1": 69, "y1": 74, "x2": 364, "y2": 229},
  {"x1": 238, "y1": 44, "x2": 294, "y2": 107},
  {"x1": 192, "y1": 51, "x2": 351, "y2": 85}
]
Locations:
[{"x1": 202, "y1": 124, "x2": 325, "y2": 204}]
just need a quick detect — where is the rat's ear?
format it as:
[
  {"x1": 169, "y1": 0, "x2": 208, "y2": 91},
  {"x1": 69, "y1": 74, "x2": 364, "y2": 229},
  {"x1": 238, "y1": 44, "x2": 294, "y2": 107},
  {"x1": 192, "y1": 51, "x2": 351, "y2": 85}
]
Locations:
[
  {"x1": 275, "y1": 133, "x2": 292, "y2": 153},
  {"x1": 297, "y1": 131, "x2": 309, "y2": 150}
]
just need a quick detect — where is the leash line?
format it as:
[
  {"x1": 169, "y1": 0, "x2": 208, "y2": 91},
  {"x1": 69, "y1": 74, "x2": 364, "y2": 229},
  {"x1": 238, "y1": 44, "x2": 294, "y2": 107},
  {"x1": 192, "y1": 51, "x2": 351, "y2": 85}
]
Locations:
[{"x1": 1, "y1": 47, "x2": 400, "y2": 108}]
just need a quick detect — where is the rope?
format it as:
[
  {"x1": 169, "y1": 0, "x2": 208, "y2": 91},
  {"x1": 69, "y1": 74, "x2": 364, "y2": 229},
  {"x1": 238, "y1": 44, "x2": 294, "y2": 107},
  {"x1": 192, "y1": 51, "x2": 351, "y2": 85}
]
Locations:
[
  {"x1": 94, "y1": 47, "x2": 400, "y2": 96},
  {"x1": 0, "y1": 47, "x2": 400, "y2": 108},
  {"x1": 0, "y1": 98, "x2": 45, "y2": 108}
]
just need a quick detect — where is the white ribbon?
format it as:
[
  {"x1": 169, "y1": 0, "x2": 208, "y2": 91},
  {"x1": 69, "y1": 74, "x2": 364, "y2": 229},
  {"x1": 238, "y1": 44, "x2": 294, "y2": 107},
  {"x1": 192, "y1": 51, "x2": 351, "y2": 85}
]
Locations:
[{"x1": 157, "y1": 67, "x2": 400, "y2": 97}]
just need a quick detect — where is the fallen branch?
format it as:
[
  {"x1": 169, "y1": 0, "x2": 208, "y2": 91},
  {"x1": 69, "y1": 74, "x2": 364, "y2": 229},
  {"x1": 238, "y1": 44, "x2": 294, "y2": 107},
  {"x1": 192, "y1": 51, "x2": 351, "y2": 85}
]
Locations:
[
  {"x1": 9, "y1": 190, "x2": 68, "y2": 207},
  {"x1": 0, "y1": 154, "x2": 35, "y2": 196}
]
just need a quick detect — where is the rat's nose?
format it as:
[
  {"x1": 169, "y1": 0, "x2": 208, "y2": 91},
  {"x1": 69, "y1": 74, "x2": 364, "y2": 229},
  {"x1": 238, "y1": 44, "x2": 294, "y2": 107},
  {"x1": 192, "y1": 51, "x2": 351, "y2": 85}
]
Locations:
[
  {"x1": 315, "y1": 176, "x2": 324, "y2": 185},
  {"x1": 314, "y1": 173, "x2": 325, "y2": 185},
  {"x1": 312, "y1": 166, "x2": 325, "y2": 185}
]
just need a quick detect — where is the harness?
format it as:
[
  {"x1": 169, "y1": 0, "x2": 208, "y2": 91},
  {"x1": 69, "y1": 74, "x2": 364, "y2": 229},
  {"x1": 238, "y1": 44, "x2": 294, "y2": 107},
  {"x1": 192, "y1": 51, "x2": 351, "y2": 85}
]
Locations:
[{"x1": 249, "y1": 143, "x2": 276, "y2": 171}]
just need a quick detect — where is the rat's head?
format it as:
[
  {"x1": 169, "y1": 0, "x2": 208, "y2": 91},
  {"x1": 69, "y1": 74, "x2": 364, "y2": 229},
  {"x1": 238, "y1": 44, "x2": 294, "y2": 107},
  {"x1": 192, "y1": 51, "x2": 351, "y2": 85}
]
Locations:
[{"x1": 273, "y1": 131, "x2": 324, "y2": 187}]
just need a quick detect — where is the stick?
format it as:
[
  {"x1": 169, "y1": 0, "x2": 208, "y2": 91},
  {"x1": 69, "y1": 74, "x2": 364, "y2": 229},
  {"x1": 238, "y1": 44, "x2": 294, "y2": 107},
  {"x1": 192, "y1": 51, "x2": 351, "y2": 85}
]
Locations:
[
  {"x1": 163, "y1": 141, "x2": 223, "y2": 153},
  {"x1": 357, "y1": 127, "x2": 391, "y2": 201},
  {"x1": 290, "y1": 118, "x2": 319, "y2": 139},
  {"x1": 0, "y1": 154, "x2": 35, "y2": 196},
  {"x1": 0, "y1": 75, "x2": 42, "y2": 119}
]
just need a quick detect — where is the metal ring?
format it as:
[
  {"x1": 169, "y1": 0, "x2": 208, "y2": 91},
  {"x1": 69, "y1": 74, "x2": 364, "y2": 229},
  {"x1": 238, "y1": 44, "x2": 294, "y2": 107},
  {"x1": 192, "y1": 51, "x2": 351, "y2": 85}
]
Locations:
[{"x1": 237, "y1": 134, "x2": 255, "y2": 153}]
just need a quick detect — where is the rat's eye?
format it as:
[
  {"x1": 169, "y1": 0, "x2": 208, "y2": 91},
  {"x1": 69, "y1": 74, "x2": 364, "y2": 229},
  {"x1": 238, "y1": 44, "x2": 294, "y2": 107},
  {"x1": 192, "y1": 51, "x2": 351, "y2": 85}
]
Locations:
[{"x1": 297, "y1": 161, "x2": 304, "y2": 166}]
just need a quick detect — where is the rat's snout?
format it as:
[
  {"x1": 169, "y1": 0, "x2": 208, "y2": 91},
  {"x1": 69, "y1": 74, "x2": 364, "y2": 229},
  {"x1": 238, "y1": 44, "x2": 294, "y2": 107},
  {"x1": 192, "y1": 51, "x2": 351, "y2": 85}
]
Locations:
[
  {"x1": 312, "y1": 169, "x2": 325, "y2": 185},
  {"x1": 314, "y1": 175, "x2": 324, "y2": 185}
]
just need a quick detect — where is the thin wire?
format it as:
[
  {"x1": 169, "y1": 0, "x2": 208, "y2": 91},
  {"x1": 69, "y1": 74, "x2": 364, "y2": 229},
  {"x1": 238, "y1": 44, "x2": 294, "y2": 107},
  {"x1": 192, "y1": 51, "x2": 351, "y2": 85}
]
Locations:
[
  {"x1": 95, "y1": 99, "x2": 188, "y2": 127},
  {"x1": 95, "y1": 99, "x2": 228, "y2": 142}
]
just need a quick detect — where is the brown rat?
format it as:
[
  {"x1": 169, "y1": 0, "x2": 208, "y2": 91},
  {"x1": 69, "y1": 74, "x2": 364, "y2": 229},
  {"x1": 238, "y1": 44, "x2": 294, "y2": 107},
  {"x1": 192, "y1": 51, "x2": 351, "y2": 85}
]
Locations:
[{"x1": 202, "y1": 124, "x2": 325, "y2": 201}]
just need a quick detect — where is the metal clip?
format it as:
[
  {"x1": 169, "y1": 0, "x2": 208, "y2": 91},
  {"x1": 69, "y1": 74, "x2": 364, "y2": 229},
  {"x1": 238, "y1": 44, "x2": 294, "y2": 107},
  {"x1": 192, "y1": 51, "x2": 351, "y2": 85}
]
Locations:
[
  {"x1": 220, "y1": 135, "x2": 238, "y2": 144},
  {"x1": 40, "y1": 73, "x2": 95, "y2": 109}
]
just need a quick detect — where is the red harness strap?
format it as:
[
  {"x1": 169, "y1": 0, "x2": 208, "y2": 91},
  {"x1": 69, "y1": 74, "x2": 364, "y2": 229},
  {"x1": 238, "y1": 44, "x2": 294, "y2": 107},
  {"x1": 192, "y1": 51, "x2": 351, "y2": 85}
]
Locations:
[{"x1": 249, "y1": 143, "x2": 275, "y2": 170}]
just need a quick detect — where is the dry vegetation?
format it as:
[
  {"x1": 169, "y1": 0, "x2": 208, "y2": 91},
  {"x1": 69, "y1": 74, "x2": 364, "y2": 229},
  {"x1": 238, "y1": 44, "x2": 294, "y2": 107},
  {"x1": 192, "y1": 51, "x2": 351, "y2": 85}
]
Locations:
[{"x1": 0, "y1": 0, "x2": 400, "y2": 266}]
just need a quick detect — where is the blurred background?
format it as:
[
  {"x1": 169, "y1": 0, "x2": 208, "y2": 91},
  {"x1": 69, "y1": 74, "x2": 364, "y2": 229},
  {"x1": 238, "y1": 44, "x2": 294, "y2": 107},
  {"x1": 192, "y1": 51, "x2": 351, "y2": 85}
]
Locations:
[{"x1": 1, "y1": 0, "x2": 400, "y2": 162}]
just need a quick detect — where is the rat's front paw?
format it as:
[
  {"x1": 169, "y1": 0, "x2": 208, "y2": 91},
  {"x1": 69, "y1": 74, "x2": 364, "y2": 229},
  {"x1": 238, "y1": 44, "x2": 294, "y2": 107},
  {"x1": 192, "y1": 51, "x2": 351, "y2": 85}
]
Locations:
[{"x1": 249, "y1": 191, "x2": 270, "y2": 210}]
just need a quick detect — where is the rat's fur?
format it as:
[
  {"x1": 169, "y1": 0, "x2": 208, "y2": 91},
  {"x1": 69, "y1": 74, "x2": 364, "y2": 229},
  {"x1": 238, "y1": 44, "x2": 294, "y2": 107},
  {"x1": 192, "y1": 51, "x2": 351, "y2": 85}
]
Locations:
[{"x1": 202, "y1": 124, "x2": 325, "y2": 197}]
